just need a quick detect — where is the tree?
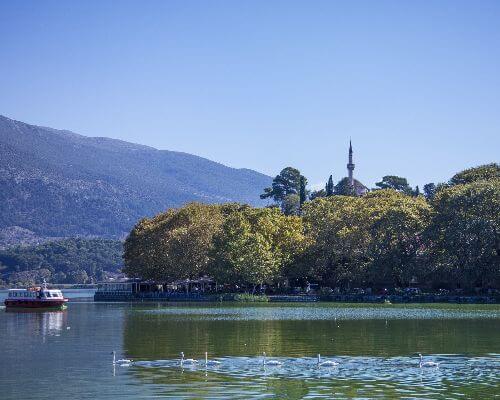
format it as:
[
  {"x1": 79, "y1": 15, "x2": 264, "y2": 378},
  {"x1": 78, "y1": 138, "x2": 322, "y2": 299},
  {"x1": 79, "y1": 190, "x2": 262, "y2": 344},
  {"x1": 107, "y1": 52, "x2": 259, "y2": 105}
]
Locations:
[
  {"x1": 325, "y1": 175, "x2": 334, "y2": 196},
  {"x1": 423, "y1": 183, "x2": 436, "y2": 201},
  {"x1": 261, "y1": 167, "x2": 308, "y2": 215},
  {"x1": 375, "y1": 176, "x2": 412, "y2": 194},
  {"x1": 299, "y1": 176, "x2": 307, "y2": 206},
  {"x1": 426, "y1": 179, "x2": 500, "y2": 289},
  {"x1": 364, "y1": 190, "x2": 431, "y2": 287},
  {"x1": 302, "y1": 196, "x2": 371, "y2": 288},
  {"x1": 302, "y1": 190, "x2": 431, "y2": 289},
  {"x1": 309, "y1": 189, "x2": 326, "y2": 200},
  {"x1": 123, "y1": 203, "x2": 229, "y2": 282},
  {"x1": 260, "y1": 167, "x2": 302, "y2": 202},
  {"x1": 334, "y1": 177, "x2": 356, "y2": 196},
  {"x1": 282, "y1": 194, "x2": 301, "y2": 216},
  {"x1": 67, "y1": 269, "x2": 89, "y2": 284},
  {"x1": 413, "y1": 185, "x2": 420, "y2": 197},
  {"x1": 0, "y1": 238, "x2": 122, "y2": 285},
  {"x1": 449, "y1": 163, "x2": 499, "y2": 186},
  {"x1": 209, "y1": 207, "x2": 305, "y2": 292}
]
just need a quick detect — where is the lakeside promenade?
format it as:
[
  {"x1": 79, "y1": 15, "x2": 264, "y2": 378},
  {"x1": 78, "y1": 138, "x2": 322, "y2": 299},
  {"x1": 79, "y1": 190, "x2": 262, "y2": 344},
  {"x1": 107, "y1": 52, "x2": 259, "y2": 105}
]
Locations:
[{"x1": 94, "y1": 291, "x2": 499, "y2": 304}]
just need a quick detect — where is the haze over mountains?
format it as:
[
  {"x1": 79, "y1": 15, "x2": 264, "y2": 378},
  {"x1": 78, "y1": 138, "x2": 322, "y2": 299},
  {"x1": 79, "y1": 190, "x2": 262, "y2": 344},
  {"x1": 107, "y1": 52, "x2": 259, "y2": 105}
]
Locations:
[{"x1": 0, "y1": 115, "x2": 271, "y2": 247}]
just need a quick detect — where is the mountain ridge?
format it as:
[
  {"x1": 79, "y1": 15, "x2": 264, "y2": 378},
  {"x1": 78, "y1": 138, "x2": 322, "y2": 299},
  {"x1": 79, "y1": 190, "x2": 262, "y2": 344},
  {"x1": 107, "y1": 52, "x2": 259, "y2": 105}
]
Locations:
[{"x1": 0, "y1": 114, "x2": 271, "y2": 246}]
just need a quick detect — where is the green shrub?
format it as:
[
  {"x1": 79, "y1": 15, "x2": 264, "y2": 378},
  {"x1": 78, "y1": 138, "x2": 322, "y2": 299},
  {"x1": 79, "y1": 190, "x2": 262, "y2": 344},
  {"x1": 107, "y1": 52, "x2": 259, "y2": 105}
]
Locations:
[{"x1": 233, "y1": 293, "x2": 269, "y2": 302}]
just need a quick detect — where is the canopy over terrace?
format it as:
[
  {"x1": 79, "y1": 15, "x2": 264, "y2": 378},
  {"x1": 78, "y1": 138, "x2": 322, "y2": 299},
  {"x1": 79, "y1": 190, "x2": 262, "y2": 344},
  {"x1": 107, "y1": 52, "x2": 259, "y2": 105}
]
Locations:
[{"x1": 97, "y1": 276, "x2": 216, "y2": 294}]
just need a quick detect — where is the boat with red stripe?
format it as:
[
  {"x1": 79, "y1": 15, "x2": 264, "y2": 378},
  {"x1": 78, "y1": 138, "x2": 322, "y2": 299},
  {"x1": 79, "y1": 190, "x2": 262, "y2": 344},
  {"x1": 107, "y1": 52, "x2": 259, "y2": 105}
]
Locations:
[{"x1": 4, "y1": 280, "x2": 68, "y2": 309}]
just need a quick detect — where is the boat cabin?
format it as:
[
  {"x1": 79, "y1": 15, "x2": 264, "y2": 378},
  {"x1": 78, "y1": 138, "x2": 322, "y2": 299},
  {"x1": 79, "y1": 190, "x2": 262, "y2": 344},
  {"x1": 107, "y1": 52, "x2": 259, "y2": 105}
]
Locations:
[{"x1": 8, "y1": 288, "x2": 64, "y2": 299}]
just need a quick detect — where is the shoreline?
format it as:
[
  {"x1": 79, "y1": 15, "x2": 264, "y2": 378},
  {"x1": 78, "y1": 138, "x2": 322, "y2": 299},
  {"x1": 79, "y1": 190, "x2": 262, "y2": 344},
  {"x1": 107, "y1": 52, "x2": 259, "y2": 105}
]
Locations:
[{"x1": 93, "y1": 292, "x2": 499, "y2": 304}]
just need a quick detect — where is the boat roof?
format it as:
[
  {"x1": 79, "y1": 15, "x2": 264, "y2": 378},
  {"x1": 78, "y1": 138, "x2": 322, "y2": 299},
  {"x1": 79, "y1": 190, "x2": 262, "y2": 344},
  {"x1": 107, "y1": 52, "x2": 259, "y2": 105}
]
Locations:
[{"x1": 8, "y1": 288, "x2": 61, "y2": 291}]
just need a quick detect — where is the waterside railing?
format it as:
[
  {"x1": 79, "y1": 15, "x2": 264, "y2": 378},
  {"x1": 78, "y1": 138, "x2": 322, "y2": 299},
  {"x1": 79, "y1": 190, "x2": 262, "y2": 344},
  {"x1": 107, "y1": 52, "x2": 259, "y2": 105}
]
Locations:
[{"x1": 94, "y1": 291, "x2": 498, "y2": 303}]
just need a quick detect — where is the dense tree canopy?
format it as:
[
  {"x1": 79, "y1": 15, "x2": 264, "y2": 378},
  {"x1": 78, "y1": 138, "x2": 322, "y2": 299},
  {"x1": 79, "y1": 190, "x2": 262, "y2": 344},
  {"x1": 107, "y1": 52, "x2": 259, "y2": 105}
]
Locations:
[
  {"x1": 123, "y1": 203, "x2": 305, "y2": 289},
  {"x1": 449, "y1": 163, "x2": 499, "y2": 186},
  {"x1": 209, "y1": 207, "x2": 305, "y2": 291},
  {"x1": 426, "y1": 179, "x2": 500, "y2": 289},
  {"x1": 123, "y1": 203, "x2": 231, "y2": 281},
  {"x1": 302, "y1": 191, "x2": 431, "y2": 288},
  {"x1": 0, "y1": 238, "x2": 123, "y2": 286},
  {"x1": 123, "y1": 164, "x2": 499, "y2": 292}
]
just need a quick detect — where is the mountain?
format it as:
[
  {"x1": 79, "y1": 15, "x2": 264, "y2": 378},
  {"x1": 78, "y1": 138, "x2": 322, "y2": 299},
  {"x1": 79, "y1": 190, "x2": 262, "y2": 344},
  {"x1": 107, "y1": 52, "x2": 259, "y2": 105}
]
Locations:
[{"x1": 0, "y1": 115, "x2": 271, "y2": 246}]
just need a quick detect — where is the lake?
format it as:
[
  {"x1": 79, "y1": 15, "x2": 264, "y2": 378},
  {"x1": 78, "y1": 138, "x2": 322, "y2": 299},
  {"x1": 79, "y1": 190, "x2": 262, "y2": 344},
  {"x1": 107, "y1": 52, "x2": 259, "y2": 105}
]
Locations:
[{"x1": 0, "y1": 301, "x2": 499, "y2": 399}]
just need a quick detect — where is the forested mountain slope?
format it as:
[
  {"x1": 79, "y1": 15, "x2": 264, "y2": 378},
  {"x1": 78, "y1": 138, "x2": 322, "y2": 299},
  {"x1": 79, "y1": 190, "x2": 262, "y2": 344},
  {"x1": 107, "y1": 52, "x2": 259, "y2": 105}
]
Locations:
[{"x1": 0, "y1": 115, "x2": 270, "y2": 245}]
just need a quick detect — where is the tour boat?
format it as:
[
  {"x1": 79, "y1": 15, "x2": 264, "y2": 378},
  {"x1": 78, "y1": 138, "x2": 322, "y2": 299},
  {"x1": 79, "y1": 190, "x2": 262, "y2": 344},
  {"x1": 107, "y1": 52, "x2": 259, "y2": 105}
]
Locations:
[{"x1": 4, "y1": 280, "x2": 68, "y2": 309}]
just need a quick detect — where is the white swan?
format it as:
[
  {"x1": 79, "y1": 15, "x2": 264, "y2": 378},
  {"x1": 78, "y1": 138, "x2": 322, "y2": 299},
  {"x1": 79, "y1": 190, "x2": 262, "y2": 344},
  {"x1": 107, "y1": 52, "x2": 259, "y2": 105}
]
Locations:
[
  {"x1": 204, "y1": 352, "x2": 221, "y2": 366},
  {"x1": 419, "y1": 353, "x2": 439, "y2": 368},
  {"x1": 111, "y1": 351, "x2": 132, "y2": 365},
  {"x1": 180, "y1": 352, "x2": 198, "y2": 366},
  {"x1": 317, "y1": 354, "x2": 339, "y2": 367},
  {"x1": 262, "y1": 352, "x2": 282, "y2": 366}
]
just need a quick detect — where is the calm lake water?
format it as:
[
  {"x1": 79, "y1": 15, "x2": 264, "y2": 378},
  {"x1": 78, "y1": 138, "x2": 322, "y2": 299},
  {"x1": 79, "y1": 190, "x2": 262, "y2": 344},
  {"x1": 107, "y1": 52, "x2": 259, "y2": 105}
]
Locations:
[{"x1": 0, "y1": 300, "x2": 499, "y2": 399}]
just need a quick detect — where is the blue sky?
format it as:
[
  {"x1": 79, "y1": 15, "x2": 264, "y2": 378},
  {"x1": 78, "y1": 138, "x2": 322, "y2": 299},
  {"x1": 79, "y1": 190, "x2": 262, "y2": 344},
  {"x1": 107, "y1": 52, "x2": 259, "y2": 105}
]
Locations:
[{"x1": 1, "y1": 0, "x2": 499, "y2": 189}]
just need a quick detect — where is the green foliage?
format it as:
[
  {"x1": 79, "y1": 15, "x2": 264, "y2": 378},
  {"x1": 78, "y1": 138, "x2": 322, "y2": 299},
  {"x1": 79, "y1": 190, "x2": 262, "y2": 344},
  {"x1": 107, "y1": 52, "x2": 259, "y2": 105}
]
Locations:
[
  {"x1": 310, "y1": 189, "x2": 326, "y2": 200},
  {"x1": 123, "y1": 163, "x2": 499, "y2": 292},
  {"x1": 123, "y1": 203, "x2": 230, "y2": 282},
  {"x1": 326, "y1": 175, "x2": 334, "y2": 196},
  {"x1": 426, "y1": 179, "x2": 500, "y2": 289},
  {"x1": 209, "y1": 207, "x2": 305, "y2": 289},
  {"x1": 0, "y1": 238, "x2": 123, "y2": 286},
  {"x1": 423, "y1": 183, "x2": 436, "y2": 201},
  {"x1": 282, "y1": 194, "x2": 301, "y2": 216},
  {"x1": 334, "y1": 177, "x2": 356, "y2": 196},
  {"x1": 233, "y1": 293, "x2": 269, "y2": 302},
  {"x1": 302, "y1": 191, "x2": 431, "y2": 288},
  {"x1": 299, "y1": 176, "x2": 307, "y2": 206},
  {"x1": 261, "y1": 167, "x2": 308, "y2": 215},
  {"x1": 375, "y1": 176, "x2": 412, "y2": 194},
  {"x1": 449, "y1": 163, "x2": 499, "y2": 186}
]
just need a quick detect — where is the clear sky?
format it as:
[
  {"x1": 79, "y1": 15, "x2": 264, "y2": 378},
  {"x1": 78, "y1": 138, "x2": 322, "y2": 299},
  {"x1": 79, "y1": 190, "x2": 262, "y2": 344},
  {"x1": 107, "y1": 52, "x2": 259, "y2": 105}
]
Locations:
[{"x1": 1, "y1": 0, "x2": 499, "y2": 189}]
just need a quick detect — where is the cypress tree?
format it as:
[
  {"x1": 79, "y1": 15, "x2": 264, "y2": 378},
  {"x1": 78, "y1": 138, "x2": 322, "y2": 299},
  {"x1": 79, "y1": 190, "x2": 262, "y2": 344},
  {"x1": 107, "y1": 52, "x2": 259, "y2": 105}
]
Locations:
[
  {"x1": 326, "y1": 175, "x2": 334, "y2": 196},
  {"x1": 299, "y1": 176, "x2": 307, "y2": 205}
]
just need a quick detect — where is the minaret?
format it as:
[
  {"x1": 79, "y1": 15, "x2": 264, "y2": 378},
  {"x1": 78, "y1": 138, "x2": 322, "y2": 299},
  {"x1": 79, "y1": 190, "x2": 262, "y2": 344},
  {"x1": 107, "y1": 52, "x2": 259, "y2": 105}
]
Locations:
[{"x1": 347, "y1": 139, "x2": 355, "y2": 186}]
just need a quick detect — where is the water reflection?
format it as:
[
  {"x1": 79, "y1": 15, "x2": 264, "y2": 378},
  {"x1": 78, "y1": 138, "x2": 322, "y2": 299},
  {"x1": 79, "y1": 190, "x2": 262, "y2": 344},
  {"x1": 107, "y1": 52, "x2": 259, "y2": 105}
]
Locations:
[
  {"x1": 119, "y1": 304, "x2": 500, "y2": 398},
  {"x1": 0, "y1": 303, "x2": 498, "y2": 399},
  {"x1": 123, "y1": 305, "x2": 500, "y2": 358},
  {"x1": 5, "y1": 309, "x2": 67, "y2": 337}
]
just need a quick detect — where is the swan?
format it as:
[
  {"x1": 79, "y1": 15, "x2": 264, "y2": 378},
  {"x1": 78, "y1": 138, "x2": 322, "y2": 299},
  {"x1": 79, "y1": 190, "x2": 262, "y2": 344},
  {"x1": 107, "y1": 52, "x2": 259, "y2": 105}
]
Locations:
[
  {"x1": 262, "y1": 352, "x2": 282, "y2": 366},
  {"x1": 111, "y1": 351, "x2": 132, "y2": 365},
  {"x1": 418, "y1": 353, "x2": 439, "y2": 368},
  {"x1": 204, "y1": 352, "x2": 221, "y2": 366},
  {"x1": 180, "y1": 352, "x2": 198, "y2": 366},
  {"x1": 317, "y1": 354, "x2": 339, "y2": 367}
]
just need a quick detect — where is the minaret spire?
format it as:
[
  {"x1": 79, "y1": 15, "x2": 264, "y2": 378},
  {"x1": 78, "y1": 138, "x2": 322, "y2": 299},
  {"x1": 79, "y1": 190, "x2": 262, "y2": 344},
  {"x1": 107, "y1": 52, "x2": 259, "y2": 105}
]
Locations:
[{"x1": 347, "y1": 139, "x2": 355, "y2": 187}]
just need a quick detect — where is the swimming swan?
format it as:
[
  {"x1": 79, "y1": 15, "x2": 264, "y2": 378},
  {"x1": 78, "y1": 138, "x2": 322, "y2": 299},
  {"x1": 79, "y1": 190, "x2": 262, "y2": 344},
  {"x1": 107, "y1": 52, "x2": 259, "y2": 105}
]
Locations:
[
  {"x1": 111, "y1": 351, "x2": 132, "y2": 365},
  {"x1": 262, "y1": 352, "x2": 282, "y2": 366},
  {"x1": 180, "y1": 352, "x2": 198, "y2": 366},
  {"x1": 204, "y1": 352, "x2": 221, "y2": 366},
  {"x1": 419, "y1": 353, "x2": 439, "y2": 368},
  {"x1": 317, "y1": 354, "x2": 339, "y2": 367}
]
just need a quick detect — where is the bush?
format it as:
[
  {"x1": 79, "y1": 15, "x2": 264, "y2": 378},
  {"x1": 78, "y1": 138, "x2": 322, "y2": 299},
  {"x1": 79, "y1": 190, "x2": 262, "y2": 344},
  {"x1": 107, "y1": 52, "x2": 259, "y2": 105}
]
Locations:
[{"x1": 233, "y1": 293, "x2": 269, "y2": 302}]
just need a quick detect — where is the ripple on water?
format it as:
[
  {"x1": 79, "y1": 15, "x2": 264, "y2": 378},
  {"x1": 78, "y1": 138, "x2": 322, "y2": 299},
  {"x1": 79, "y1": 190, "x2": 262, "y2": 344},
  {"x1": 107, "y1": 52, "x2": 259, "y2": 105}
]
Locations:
[
  {"x1": 141, "y1": 304, "x2": 500, "y2": 321},
  {"x1": 126, "y1": 354, "x2": 500, "y2": 390}
]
